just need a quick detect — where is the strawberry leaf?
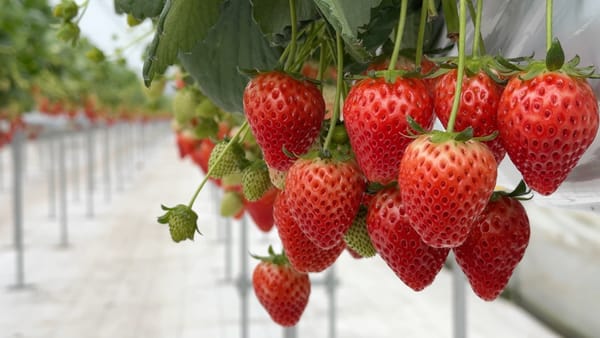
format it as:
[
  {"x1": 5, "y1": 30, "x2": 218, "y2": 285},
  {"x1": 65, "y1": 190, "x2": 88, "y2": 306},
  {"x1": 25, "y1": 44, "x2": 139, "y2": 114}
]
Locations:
[
  {"x1": 143, "y1": 0, "x2": 223, "y2": 86},
  {"x1": 114, "y1": 0, "x2": 165, "y2": 20},
  {"x1": 251, "y1": 0, "x2": 318, "y2": 41}
]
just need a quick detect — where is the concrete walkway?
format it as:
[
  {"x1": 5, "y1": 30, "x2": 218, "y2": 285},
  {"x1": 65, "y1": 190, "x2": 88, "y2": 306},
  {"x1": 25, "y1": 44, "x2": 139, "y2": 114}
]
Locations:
[{"x1": 0, "y1": 124, "x2": 558, "y2": 338}]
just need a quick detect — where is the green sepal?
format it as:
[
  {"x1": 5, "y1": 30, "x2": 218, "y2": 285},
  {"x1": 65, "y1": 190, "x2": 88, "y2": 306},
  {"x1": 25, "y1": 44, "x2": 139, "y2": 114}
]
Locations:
[
  {"x1": 546, "y1": 38, "x2": 565, "y2": 71},
  {"x1": 490, "y1": 180, "x2": 533, "y2": 202},
  {"x1": 250, "y1": 245, "x2": 290, "y2": 266}
]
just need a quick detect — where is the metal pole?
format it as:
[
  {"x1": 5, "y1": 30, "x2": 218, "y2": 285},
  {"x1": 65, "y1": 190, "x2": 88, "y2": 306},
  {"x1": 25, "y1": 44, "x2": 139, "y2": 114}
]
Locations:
[
  {"x1": 103, "y1": 125, "x2": 111, "y2": 202},
  {"x1": 71, "y1": 132, "x2": 80, "y2": 201},
  {"x1": 283, "y1": 326, "x2": 298, "y2": 338},
  {"x1": 11, "y1": 130, "x2": 25, "y2": 288},
  {"x1": 238, "y1": 217, "x2": 249, "y2": 338},
  {"x1": 58, "y1": 134, "x2": 68, "y2": 247},
  {"x1": 47, "y1": 135, "x2": 56, "y2": 219},
  {"x1": 225, "y1": 217, "x2": 232, "y2": 282},
  {"x1": 453, "y1": 255, "x2": 467, "y2": 338},
  {"x1": 86, "y1": 126, "x2": 94, "y2": 217},
  {"x1": 326, "y1": 266, "x2": 337, "y2": 338}
]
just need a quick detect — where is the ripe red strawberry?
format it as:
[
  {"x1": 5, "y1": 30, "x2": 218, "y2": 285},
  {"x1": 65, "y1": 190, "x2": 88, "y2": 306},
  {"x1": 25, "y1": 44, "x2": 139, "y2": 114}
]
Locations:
[
  {"x1": 398, "y1": 134, "x2": 497, "y2": 248},
  {"x1": 367, "y1": 187, "x2": 449, "y2": 291},
  {"x1": 175, "y1": 130, "x2": 199, "y2": 159},
  {"x1": 285, "y1": 157, "x2": 365, "y2": 249},
  {"x1": 245, "y1": 187, "x2": 279, "y2": 233},
  {"x1": 274, "y1": 191, "x2": 345, "y2": 273},
  {"x1": 189, "y1": 139, "x2": 214, "y2": 174},
  {"x1": 344, "y1": 76, "x2": 434, "y2": 184},
  {"x1": 454, "y1": 193, "x2": 530, "y2": 301},
  {"x1": 434, "y1": 70, "x2": 506, "y2": 163},
  {"x1": 497, "y1": 71, "x2": 599, "y2": 195},
  {"x1": 252, "y1": 247, "x2": 310, "y2": 327},
  {"x1": 243, "y1": 71, "x2": 325, "y2": 171}
]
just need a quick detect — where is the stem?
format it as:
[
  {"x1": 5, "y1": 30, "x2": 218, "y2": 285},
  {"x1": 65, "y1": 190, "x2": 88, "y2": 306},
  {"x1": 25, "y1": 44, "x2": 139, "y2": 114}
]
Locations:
[
  {"x1": 74, "y1": 0, "x2": 90, "y2": 24},
  {"x1": 285, "y1": 0, "x2": 298, "y2": 71},
  {"x1": 387, "y1": 0, "x2": 409, "y2": 72},
  {"x1": 426, "y1": 0, "x2": 438, "y2": 17},
  {"x1": 323, "y1": 32, "x2": 343, "y2": 152},
  {"x1": 546, "y1": 0, "x2": 553, "y2": 51},
  {"x1": 446, "y1": 0, "x2": 467, "y2": 133},
  {"x1": 317, "y1": 41, "x2": 326, "y2": 83},
  {"x1": 415, "y1": 0, "x2": 429, "y2": 67},
  {"x1": 187, "y1": 121, "x2": 249, "y2": 208},
  {"x1": 472, "y1": 0, "x2": 483, "y2": 58}
]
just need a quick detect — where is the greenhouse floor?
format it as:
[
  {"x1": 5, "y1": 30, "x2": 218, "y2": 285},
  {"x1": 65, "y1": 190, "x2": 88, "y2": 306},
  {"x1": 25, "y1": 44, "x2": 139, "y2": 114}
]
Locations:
[{"x1": 0, "y1": 126, "x2": 559, "y2": 338}]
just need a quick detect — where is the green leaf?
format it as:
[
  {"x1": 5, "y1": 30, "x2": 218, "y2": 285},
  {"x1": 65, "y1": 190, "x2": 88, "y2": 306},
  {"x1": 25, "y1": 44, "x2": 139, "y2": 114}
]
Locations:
[
  {"x1": 114, "y1": 0, "x2": 166, "y2": 19},
  {"x1": 251, "y1": 0, "x2": 317, "y2": 39},
  {"x1": 143, "y1": 0, "x2": 223, "y2": 86},
  {"x1": 312, "y1": 0, "x2": 383, "y2": 63},
  {"x1": 179, "y1": 0, "x2": 280, "y2": 113}
]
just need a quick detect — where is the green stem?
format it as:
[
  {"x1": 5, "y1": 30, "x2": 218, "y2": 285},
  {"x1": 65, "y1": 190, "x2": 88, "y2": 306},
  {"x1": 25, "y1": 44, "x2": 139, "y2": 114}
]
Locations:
[
  {"x1": 317, "y1": 41, "x2": 326, "y2": 83},
  {"x1": 426, "y1": 0, "x2": 438, "y2": 17},
  {"x1": 472, "y1": 0, "x2": 483, "y2": 58},
  {"x1": 284, "y1": 0, "x2": 298, "y2": 71},
  {"x1": 323, "y1": 32, "x2": 343, "y2": 152},
  {"x1": 446, "y1": 0, "x2": 467, "y2": 133},
  {"x1": 441, "y1": 0, "x2": 459, "y2": 41},
  {"x1": 415, "y1": 0, "x2": 429, "y2": 67},
  {"x1": 74, "y1": 0, "x2": 89, "y2": 25},
  {"x1": 546, "y1": 0, "x2": 553, "y2": 51},
  {"x1": 187, "y1": 121, "x2": 249, "y2": 208},
  {"x1": 387, "y1": 0, "x2": 409, "y2": 72}
]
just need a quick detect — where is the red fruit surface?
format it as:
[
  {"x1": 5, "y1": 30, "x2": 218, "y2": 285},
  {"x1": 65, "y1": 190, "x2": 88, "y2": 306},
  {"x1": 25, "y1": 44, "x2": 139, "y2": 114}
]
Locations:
[
  {"x1": 398, "y1": 135, "x2": 497, "y2": 248},
  {"x1": 497, "y1": 72, "x2": 599, "y2": 195},
  {"x1": 252, "y1": 260, "x2": 310, "y2": 327},
  {"x1": 454, "y1": 196, "x2": 530, "y2": 301},
  {"x1": 344, "y1": 76, "x2": 434, "y2": 184},
  {"x1": 367, "y1": 187, "x2": 449, "y2": 291},
  {"x1": 243, "y1": 72, "x2": 325, "y2": 171},
  {"x1": 434, "y1": 70, "x2": 506, "y2": 163},
  {"x1": 285, "y1": 157, "x2": 365, "y2": 249},
  {"x1": 175, "y1": 131, "x2": 200, "y2": 159},
  {"x1": 245, "y1": 187, "x2": 279, "y2": 233},
  {"x1": 189, "y1": 139, "x2": 214, "y2": 173},
  {"x1": 274, "y1": 191, "x2": 344, "y2": 273}
]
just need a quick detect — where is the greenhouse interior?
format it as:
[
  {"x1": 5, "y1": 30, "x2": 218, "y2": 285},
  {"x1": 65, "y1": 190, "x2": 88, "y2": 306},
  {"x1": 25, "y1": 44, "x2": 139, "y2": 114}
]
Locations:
[{"x1": 1, "y1": 0, "x2": 599, "y2": 337}]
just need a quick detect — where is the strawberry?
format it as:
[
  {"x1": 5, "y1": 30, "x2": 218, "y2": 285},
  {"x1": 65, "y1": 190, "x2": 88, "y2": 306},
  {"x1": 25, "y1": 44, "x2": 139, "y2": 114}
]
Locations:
[
  {"x1": 157, "y1": 204, "x2": 199, "y2": 242},
  {"x1": 285, "y1": 156, "x2": 365, "y2": 249},
  {"x1": 245, "y1": 187, "x2": 279, "y2": 233},
  {"x1": 343, "y1": 207, "x2": 376, "y2": 258},
  {"x1": 497, "y1": 71, "x2": 599, "y2": 195},
  {"x1": 398, "y1": 133, "x2": 497, "y2": 248},
  {"x1": 367, "y1": 187, "x2": 449, "y2": 291},
  {"x1": 274, "y1": 191, "x2": 344, "y2": 273},
  {"x1": 243, "y1": 71, "x2": 325, "y2": 171},
  {"x1": 434, "y1": 69, "x2": 506, "y2": 163},
  {"x1": 175, "y1": 130, "x2": 199, "y2": 159},
  {"x1": 252, "y1": 247, "x2": 310, "y2": 327},
  {"x1": 268, "y1": 166, "x2": 287, "y2": 190},
  {"x1": 454, "y1": 186, "x2": 530, "y2": 301},
  {"x1": 343, "y1": 76, "x2": 434, "y2": 184},
  {"x1": 208, "y1": 140, "x2": 246, "y2": 178},
  {"x1": 220, "y1": 190, "x2": 244, "y2": 217},
  {"x1": 242, "y1": 160, "x2": 272, "y2": 201},
  {"x1": 172, "y1": 86, "x2": 203, "y2": 125},
  {"x1": 189, "y1": 139, "x2": 214, "y2": 174}
]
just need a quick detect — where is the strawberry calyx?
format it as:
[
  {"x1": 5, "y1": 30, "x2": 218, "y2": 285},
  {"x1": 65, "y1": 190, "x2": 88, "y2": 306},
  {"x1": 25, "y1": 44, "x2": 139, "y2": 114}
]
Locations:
[
  {"x1": 251, "y1": 245, "x2": 290, "y2": 266},
  {"x1": 495, "y1": 39, "x2": 597, "y2": 81},
  {"x1": 407, "y1": 116, "x2": 498, "y2": 144},
  {"x1": 490, "y1": 180, "x2": 533, "y2": 202},
  {"x1": 427, "y1": 54, "x2": 513, "y2": 85}
]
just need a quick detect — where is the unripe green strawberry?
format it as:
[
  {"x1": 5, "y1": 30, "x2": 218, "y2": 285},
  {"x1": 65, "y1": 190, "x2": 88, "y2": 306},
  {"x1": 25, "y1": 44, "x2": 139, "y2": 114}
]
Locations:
[
  {"x1": 173, "y1": 87, "x2": 202, "y2": 125},
  {"x1": 268, "y1": 166, "x2": 287, "y2": 190},
  {"x1": 196, "y1": 99, "x2": 221, "y2": 119},
  {"x1": 57, "y1": 22, "x2": 80, "y2": 45},
  {"x1": 208, "y1": 141, "x2": 246, "y2": 178},
  {"x1": 220, "y1": 191, "x2": 244, "y2": 217},
  {"x1": 157, "y1": 204, "x2": 199, "y2": 243},
  {"x1": 61, "y1": 1, "x2": 79, "y2": 21},
  {"x1": 242, "y1": 160, "x2": 272, "y2": 201},
  {"x1": 343, "y1": 207, "x2": 376, "y2": 258}
]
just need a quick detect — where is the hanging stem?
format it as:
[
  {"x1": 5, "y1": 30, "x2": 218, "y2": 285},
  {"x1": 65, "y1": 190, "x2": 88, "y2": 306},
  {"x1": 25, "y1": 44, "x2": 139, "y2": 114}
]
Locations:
[
  {"x1": 546, "y1": 0, "x2": 553, "y2": 51},
  {"x1": 323, "y1": 32, "x2": 344, "y2": 152},
  {"x1": 472, "y1": 0, "x2": 483, "y2": 58},
  {"x1": 387, "y1": 0, "x2": 409, "y2": 72},
  {"x1": 446, "y1": 0, "x2": 467, "y2": 133},
  {"x1": 415, "y1": 0, "x2": 429, "y2": 67},
  {"x1": 285, "y1": 0, "x2": 298, "y2": 71},
  {"x1": 317, "y1": 41, "x2": 326, "y2": 83},
  {"x1": 187, "y1": 121, "x2": 249, "y2": 208},
  {"x1": 74, "y1": 0, "x2": 90, "y2": 24}
]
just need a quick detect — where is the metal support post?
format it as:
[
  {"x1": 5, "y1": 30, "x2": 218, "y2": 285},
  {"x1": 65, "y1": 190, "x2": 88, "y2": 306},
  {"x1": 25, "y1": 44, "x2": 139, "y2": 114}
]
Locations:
[
  {"x1": 47, "y1": 136, "x2": 56, "y2": 219},
  {"x1": 283, "y1": 326, "x2": 298, "y2": 338},
  {"x1": 453, "y1": 255, "x2": 467, "y2": 338},
  {"x1": 58, "y1": 135, "x2": 68, "y2": 247},
  {"x1": 71, "y1": 132, "x2": 80, "y2": 201},
  {"x1": 237, "y1": 217, "x2": 250, "y2": 338},
  {"x1": 326, "y1": 266, "x2": 338, "y2": 338},
  {"x1": 225, "y1": 217, "x2": 233, "y2": 282},
  {"x1": 103, "y1": 125, "x2": 111, "y2": 202},
  {"x1": 11, "y1": 130, "x2": 25, "y2": 288},
  {"x1": 86, "y1": 126, "x2": 94, "y2": 217}
]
